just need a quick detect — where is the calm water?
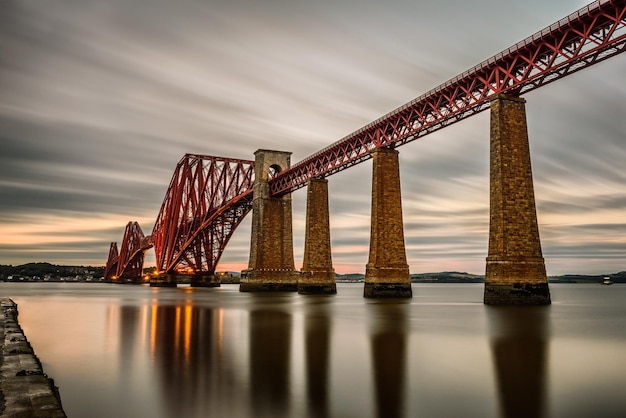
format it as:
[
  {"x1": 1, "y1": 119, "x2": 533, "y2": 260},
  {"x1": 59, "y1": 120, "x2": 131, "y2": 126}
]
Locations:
[{"x1": 1, "y1": 283, "x2": 625, "y2": 418}]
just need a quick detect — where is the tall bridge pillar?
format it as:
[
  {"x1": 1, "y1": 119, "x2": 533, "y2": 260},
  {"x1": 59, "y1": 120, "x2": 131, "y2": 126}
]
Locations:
[
  {"x1": 364, "y1": 147, "x2": 412, "y2": 298},
  {"x1": 299, "y1": 178, "x2": 337, "y2": 294},
  {"x1": 485, "y1": 94, "x2": 550, "y2": 305},
  {"x1": 240, "y1": 149, "x2": 299, "y2": 292}
]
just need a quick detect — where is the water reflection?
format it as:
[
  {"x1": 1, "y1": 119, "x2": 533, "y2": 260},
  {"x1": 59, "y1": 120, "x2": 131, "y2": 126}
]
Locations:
[
  {"x1": 248, "y1": 307, "x2": 292, "y2": 418},
  {"x1": 303, "y1": 297, "x2": 333, "y2": 418},
  {"x1": 368, "y1": 301, "x2": 409, "y2": 418},
  {"x1": 488, "y1": 306, "x2": 550, "y2": 418},
  {"x1": 116, "y1": 302, "x2": 247, "y2": 417},
  {"x1": 110, "y1": 294, "x2": 414, "y2": 418},
  {"x1": 6, "y1": 283, "x2": 626, "y2": 417}
]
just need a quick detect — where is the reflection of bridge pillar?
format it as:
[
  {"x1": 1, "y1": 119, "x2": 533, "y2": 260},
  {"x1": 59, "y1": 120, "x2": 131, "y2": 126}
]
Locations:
[
  {"x1": 240, "y1": 149, "x2": 299, "y2": 292},
  {"x1": 364, "y1": 148, "x2": 412, "y2": 298},
  {"x1": 485, "y1": 95, "x2": 551, "y2": 305},
  {"x1": 299, "y1": 178, "x2": 337, "y2": 295},
  {"x1": 488, "y1": 306, "x2": 549, "y2": 418},
  {"x1": 150, "y1": 274, "x2": 177, "y2": 287},
  {"x1": 303, "y1": 299, "x2": 332, "y2": 418},
  {"x1": 369, "y1": 301, "x2": 408, "y2": 418},
  {"x1": 190, "y1": 273, "x2": 220, "y2": 287},
  {"x1": 248, "y1": 310, "x2": 292, "y2": 416}
]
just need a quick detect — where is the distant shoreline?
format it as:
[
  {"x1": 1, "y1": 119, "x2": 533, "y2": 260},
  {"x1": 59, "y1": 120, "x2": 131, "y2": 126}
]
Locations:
[{"x1": 1, "y1": 263, "x2": 624, "y2": 284}]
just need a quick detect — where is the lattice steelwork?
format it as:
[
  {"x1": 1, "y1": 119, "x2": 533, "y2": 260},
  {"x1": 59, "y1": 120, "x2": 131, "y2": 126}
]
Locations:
[
  {"x1": 104, "y1": 242, "x2": 119, "y2": 281},
  {"x1": 151, "y1": 154, "x2": 255, "y2": 275},
  {"x1": 270, "y1": 0, "x2": 626, "y2": 195},
  {"x1": 115, "y1": 221, "x2": 150, "y2": 282}
]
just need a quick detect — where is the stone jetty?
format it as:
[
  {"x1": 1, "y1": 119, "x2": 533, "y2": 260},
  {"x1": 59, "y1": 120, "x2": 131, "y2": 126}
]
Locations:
[{"x1": 0, "y1": 298, "x2": 66, "y2": 417}]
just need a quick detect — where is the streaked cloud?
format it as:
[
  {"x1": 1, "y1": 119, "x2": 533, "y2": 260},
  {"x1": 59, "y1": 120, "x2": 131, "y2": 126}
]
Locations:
[{"x1": 1, "y1": 0, "x2": 625, "y2": 275}]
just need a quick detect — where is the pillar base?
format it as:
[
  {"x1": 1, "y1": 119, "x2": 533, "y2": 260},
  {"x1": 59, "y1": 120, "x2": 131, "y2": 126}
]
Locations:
[
  {"x1": 239, "y1": 269, "x2": 299, "y2": 292},
  {"x1": 485, "y1": 257, "x2": 550, "y2": 305},
  {"x1": 190, "y1": 274, "x2": 221, "y2": 288},
  {"x1": 364, "y1": 282, "x2": 412, "y2": 298},
  {"x1": 150, "y1": 274, "x2": 177, "y2": 287},
  {"x1": 298, "y1": 270, "x2": 336, "y2": 295},
  {"x1": 298, "y1": 283, "x2": 337, "y2": 295},
  {"x1": 239, "y1": 282, "x2": 299, "y2": 292},
  {"x1": 484, "y1": 283, "x2": 550, "y2": 305},
  {"x1": 364, "y1": 264, "x2": 411, "y2": 298}
]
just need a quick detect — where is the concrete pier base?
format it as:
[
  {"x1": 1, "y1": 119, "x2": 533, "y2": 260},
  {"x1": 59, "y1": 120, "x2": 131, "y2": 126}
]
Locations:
[
  {"x1": 299, "y1": 178, "x2": 336, "y2": 295},
  {"x1": 364, "y1": 148, "x2": 412, "y2": 298},
  {"x1": 240, "y1": 150, "x2": 299, "y2": 292},
  {"x1": 190, "y1": 273, "x2": 221, "y2": 287},
  {"x1": 150, "y1": 274, "x2": 178, "y2": 287},
  {"x1": 484, "y1": 95, "x2": 550, "y2": 305}
]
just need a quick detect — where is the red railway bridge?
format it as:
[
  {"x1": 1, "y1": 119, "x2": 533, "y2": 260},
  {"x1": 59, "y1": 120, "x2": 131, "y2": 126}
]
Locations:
[{"x1": 105, "y1": 0, "x2": 626, "y2": 303}]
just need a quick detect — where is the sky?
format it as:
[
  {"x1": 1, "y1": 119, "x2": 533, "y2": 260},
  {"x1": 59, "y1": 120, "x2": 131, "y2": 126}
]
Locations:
[{"x1": 1, "y1": 0, "x2": 625, "y2": 275}]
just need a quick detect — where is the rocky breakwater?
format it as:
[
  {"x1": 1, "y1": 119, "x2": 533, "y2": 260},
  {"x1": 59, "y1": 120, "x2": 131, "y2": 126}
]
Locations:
[{"x1": 0, "y1": 298, "x2": 66, "y2": 417}]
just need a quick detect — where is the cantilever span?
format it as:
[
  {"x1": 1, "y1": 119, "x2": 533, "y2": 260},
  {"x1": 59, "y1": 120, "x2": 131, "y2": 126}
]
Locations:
[
  {"x1": 150, "y1": 154, "x2": 255, "y2": 281},
  {"x1": 269, "y1": 0, "x2": 626, "y2": 196},
  {"x1": 104, "y1": 221, "x2": 153, "y2": 283},
  {"x1": 107, "y1": 0, "x2": 626, "y2": 293}
]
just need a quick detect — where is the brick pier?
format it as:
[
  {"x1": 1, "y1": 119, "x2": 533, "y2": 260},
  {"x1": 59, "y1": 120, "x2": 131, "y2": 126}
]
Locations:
[
  {"x1": 190, "y1": 273, "x2": 221, "y2": 287},
  {"x1": 299, "y1": 178, "x2": 337, "y2": 294},
  {"x1": 240, "y1": 150, "x2": 299, "y2": 292},
  {"x1": 484, "y1": 95, "x2": 551, "y2": 305},
  {"x1": 364, "y1": 148, "x2": 412, "y2": 298}
]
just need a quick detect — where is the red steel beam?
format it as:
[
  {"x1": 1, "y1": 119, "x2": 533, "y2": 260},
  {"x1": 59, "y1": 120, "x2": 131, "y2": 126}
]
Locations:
[
  {"x1": 151, "y1": 154, "x2": 254, "y2": 275},
  {"x1": 104, "y1": 242, "x2": 119, "y2": 281},
  {"x1": 115, "y1": 221, "x2": 148, "y2": 282},
  {"x1": 269, "y1": 0, "x2": 626, "y2": 196}
]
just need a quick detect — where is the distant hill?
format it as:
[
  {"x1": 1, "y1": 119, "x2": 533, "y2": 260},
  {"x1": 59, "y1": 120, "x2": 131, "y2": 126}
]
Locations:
[
  {"x1": 548, "y1": 271, "x2": 626, "y2": 284},
  {"x1": 336, "y1": 271, "x2": 626, "y2": 284},
  {"x1": 410, "y1": 271, "x2": 483, "y2": 283},
  {"x1": 336, "y1": 272, "x2": 484, "y2": 283},
  {"x1": 0, "y1": 263, "x2": 104, "y2": 279}
]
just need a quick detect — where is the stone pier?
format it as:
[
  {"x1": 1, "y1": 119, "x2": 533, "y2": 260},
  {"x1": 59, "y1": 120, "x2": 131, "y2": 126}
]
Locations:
[
  {"x1": 240, "y1": 150, "x2": 299, "y2": 292},
  {"x1": 484, "y1": 94, "x2": 551, "y2": 305},
  {"x1": 190, "y1": 272, "x2": 221, "y2": 287},
  {"x1": 364, "y1": 147, "x2": 412, "y2": 298},
  {"x1": 150, "y1": 274, "x2": 177, "y2": 287},
  {"x1": 299, "y1": 178, "x2": 337, "y2": 295}
]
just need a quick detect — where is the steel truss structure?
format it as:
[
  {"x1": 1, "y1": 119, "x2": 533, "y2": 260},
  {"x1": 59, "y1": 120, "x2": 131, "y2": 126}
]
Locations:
[
  {"x1": 104, "y1": 242, "x2": 119, "y2": 281},
  {"x1": 110, "y1": 0, "x2": 625, "y2": 277},
  {"x1": 150, "y1": 154, "x2": 255, "y2": 275},
  {"x1": 270, "y1": 0, "x2": 626, "y2": 195},
  {"x1": 114, "y1": 222, "x2": 150, "y2": 282}
]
